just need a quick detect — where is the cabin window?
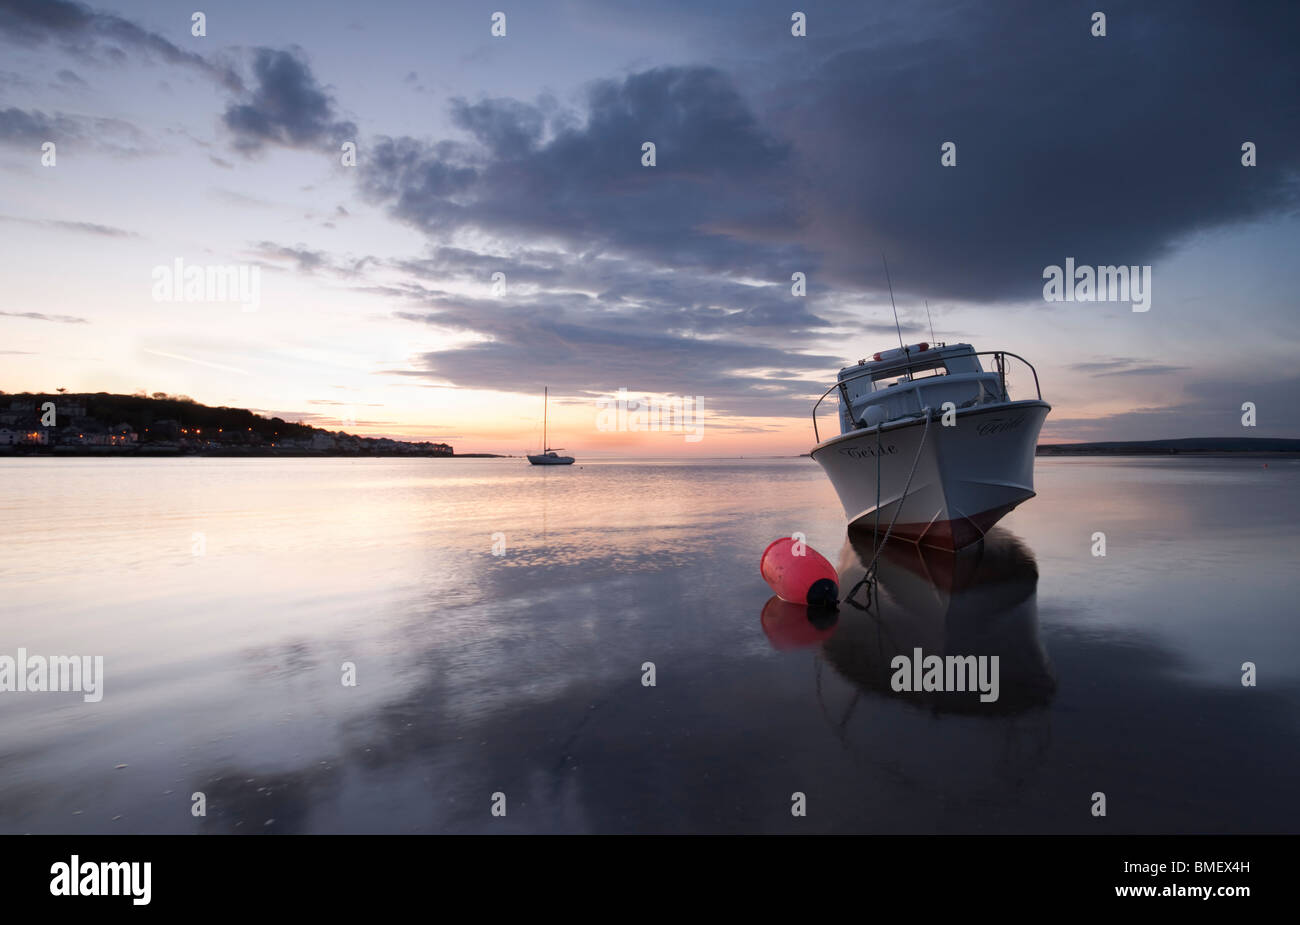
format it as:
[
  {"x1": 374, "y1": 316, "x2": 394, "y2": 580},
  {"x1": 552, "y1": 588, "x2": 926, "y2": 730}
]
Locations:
[{"x1": 870, "y1": 362, "x2": 947, "y2": 392}]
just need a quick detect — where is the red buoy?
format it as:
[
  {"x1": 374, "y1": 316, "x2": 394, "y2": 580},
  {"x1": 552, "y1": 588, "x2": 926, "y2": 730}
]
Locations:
[{"x1": 760, "y1": 537, "x2": 839, "y2": 609}]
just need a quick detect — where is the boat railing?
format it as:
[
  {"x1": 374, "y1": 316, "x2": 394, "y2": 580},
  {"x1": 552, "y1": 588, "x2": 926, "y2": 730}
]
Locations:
[{"x1": 812, "y1": 350, "x2": 1043, "y2": 443}]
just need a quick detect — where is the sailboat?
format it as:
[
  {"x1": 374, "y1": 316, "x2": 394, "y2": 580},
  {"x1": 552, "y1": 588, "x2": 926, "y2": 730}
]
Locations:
[{"x1": 527, "y1": 387, "x2": 575, "y2": 465}]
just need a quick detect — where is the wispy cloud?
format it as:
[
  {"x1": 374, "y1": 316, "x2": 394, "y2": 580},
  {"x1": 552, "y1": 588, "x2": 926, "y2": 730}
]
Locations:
[
  {"x1": 0, "y1": 310, "x2": 88, "y2": 324},
  {"x1": 246, "y1": 240, "x2": 374, "y2": 277},
  {"x1": 0, "y1": 213, "x2": 138, "y2": 237},
  {"x1": 141, "y1": 349, "x2": 250, "y2": 376},
  {"x1": 53, "y1": 67, "x2": 85, "y2": 88},
  {"x1": 0, "y1": 106, "x2": 150, "y2": 155},
  {"x1": 1069, "y1": 357, "x2": 1189, "y2": 376}
]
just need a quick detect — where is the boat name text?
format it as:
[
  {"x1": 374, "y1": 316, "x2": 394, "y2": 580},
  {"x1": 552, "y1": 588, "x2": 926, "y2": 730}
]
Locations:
[
  {"x1": 977, "y1": 416, "x2": 1025, "y2": 436},
  {"x1": 838, "y1": 444, "x2": 898, "y2": 459}
]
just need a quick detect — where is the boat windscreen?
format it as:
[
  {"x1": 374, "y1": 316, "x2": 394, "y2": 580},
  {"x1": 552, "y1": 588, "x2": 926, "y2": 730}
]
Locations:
[{"x1": 871, "y1": 362, "x2": 947, "y2": 391}]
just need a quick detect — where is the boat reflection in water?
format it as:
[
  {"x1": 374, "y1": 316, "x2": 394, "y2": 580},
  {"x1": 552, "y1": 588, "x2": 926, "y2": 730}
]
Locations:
[
  {"x1": 762, "y1": 527, "x2": 1055, "y2": 714},
  {"x1": 760, "y1": 528, "x2": 1059, "y2": 813},
  {"x1": 828, "y1": 527, "x2": 1055, "y2": 714}
]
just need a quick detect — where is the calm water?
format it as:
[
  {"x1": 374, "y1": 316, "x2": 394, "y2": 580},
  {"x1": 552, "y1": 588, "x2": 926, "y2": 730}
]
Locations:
[{"x1": 1, "y1": 456, "x2": 1297, "y2": 834}]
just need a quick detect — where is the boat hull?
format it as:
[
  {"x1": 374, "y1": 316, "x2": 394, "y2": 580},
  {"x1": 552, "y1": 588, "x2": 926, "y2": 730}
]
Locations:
[
  {"x1": 811, "y1": 401, "x2": 1049, "y2": 550},
  {"x1": 527, "y1": 454, "x2": 575, "y2": 465}
]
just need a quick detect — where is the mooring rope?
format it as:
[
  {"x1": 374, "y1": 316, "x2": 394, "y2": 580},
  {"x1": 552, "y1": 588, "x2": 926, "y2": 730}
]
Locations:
[{"x1": 843, "y1": 408, "x2": 933, "y2": 609}]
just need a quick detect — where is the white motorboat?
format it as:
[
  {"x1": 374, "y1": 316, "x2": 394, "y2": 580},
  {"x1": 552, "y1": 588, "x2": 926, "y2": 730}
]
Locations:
[
  {"x1": 527, "y1": 387, "x2": 575, "y2": 466},
  {"x1": 810, "y1": 342, "x2": 1049, "y2": 550}
]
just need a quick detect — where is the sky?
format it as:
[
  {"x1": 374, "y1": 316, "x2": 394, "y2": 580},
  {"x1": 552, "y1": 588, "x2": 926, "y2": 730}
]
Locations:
[{"x1": 1, "y1": 0, "x2": 1297, "y2": 455}]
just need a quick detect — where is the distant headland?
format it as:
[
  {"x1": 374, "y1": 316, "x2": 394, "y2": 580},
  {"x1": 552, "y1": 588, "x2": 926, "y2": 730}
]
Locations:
[
  {"x1": 1037, "y1": 438, "x2": 1300, "y2": 456},
  {"x1": 0, "y1": 391, "x2": 497, "y2": 457}
]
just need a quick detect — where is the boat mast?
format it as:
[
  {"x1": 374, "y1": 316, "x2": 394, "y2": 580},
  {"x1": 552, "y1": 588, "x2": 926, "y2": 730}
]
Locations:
[{"x1": 543, "y1": 386, "x2": 548, "y2": 451}]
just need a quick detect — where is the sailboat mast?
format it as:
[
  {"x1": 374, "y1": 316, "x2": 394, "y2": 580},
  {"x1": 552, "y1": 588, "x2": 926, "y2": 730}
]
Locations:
[{"x1": 543, "y1": 386, "x2": 548, "y2": 450}]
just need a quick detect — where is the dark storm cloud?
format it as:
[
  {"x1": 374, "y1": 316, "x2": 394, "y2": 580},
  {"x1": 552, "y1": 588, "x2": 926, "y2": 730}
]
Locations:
[
  {"x1": 0, "y1": 0, "x2": 242, "y2": 91},
  {"x1": 449, "y1": 96, "x2": 547, "y2": 159},
  {"x1": 362, "y1": 66, "x2": 805, "y2": 277},
  {"x1": 363, "y1": 2, "x2": 1299, "y2": 306},
  {"x1": 777, "y1": 0, "x2": 1300, "y2": 300},
  {"x1": 223, "y1": 48, "x2": 355, "y2": 153}
]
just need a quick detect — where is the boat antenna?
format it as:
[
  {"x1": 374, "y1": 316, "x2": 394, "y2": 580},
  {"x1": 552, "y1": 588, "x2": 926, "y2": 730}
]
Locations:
[
  {"x1": 924, "y1": 299, "x2": 936, "y2": 344},
  {"x1": 882, "y1": 254, "x2": 905, "y2": 352}
]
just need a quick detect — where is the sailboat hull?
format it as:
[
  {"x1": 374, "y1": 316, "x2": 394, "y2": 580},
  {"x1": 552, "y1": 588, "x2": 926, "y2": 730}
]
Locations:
[{"x1": 529, "y1": 386, "x2": 576, "y2": 465}]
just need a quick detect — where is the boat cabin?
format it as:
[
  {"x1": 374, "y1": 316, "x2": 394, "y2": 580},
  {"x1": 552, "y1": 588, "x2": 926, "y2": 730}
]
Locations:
[{"x1": 835, "y1": 342, "x2": 1007, "y2": 433}]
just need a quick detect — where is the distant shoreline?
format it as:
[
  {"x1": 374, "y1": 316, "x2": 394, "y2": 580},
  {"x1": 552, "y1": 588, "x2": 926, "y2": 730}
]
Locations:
[
  {"x1": 0, "y1": 391, "x2": 461, "y2": 457},
  {"x1": 1037, "y1": 449, "x2": 1299, "y2": 458},
  {"x1": 1037, "y1": 438, "x2": 1300, "y2": 457},
  {"x1": 0, "y1": 447, "x2": 507, "y2": 458}
]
